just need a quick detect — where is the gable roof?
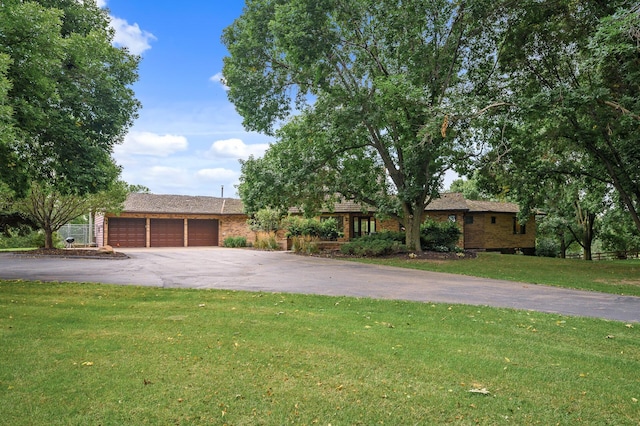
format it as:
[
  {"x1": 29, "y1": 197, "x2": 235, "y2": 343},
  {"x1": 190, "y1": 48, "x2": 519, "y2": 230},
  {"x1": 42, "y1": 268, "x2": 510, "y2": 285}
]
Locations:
[{"x1": 122, "y1": 193, "x2": 245, "y2": 215}]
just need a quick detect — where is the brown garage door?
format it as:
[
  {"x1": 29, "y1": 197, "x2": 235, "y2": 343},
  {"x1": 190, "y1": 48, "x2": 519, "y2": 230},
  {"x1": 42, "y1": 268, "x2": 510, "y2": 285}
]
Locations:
[
  {"x1": 150, "y1": 219, "x2": 184, "y2": 247},
  {"x1": 108, "y1": 218, "x2": 146, "y2": 247},
  {"x1": 188, "y1": 219, "x2": 219, "y2": 246}
]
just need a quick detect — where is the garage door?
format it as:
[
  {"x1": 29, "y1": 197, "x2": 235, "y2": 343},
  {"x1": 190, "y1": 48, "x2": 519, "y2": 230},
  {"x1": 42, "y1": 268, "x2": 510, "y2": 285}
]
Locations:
[
  {"x1": 150, "y1": 219, "x2": 184, "y2": 247},
  {"x1": 188, "y1": 219, "x2": 219, "y2": 246},
  {"x1": 108, "y1": 218, "x2": 146, "y2": 247}
]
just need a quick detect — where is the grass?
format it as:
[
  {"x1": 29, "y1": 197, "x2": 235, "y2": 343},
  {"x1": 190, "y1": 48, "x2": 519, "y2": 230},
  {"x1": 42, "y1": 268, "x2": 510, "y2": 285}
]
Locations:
[
  {"x1": 1, "y1": 279, "x2": 639, "y2": 425},
  {"x1": 352, "y1": 252, "x2": 640, "y2": 296}
]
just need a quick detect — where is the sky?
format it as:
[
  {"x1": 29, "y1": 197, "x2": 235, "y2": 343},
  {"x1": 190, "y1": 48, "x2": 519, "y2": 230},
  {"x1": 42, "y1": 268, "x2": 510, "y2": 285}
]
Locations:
[
  {"x1": 100, "y1": 1, "x2": 457, "y2": 199},
  {"x1": 99, "y1": 0, "x2": 270, "y2": 198}
]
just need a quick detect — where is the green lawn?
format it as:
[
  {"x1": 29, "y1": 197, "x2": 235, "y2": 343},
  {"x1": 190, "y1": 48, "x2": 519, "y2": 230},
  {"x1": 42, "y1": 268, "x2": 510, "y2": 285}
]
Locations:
[
  {"x1": 1, "y1": 279, "x2": 639, "y2": 425},
  {"x1": 352, "y1": 252, "x2": 640, "y2": 296}
]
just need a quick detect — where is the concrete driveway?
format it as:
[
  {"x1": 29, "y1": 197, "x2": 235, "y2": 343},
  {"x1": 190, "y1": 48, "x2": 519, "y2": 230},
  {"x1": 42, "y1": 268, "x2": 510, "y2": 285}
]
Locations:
[{"x1": 1, "y1": 247, "x2": 639, "y2": 323}]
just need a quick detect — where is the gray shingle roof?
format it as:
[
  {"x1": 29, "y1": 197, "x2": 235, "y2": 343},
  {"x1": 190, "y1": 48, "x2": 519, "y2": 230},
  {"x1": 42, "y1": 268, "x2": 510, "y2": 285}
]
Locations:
[{"x1": 123, "y1": 193, "x2": 245, "y2": 215}]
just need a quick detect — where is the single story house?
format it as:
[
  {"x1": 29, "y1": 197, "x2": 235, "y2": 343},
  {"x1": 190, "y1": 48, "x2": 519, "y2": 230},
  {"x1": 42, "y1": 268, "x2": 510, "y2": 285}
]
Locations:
[
  {"x1": 96, "y1": 192, "x2": 535, "y2": 253},
  {"x1": 95, "y1": 193, "x2": 252, "y2": 248},
  {"x1": 310, "y1": 193, "x2": 535, "y2": 254}
]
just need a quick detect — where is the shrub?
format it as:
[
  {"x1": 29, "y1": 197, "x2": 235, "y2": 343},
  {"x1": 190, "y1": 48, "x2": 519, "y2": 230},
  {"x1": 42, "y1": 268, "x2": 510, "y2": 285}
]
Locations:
[
  {"x1": 536, "y1": 238, "x2": 560, "y2": 258},
  {"x1": 319, "y1": 217, "x2": 341, "y2": 241},
  {"x1": 223, "y1": 236, "x2": 247, "y2": 248},
  {"x1": 420, "y1": 219, "x2": 461, "y2": 252},
  {"x1": 340, "y1": 233, "x2": 406, "y2": 257},
  {"x1": 364, "y1": 231, "x2": 406, "y2": 243},
  {"x1": 284, "y1": 216, "x2": 342, "y2": 241},
  {"x1": 0, "y1": 229, "x2": 61, "y2": 249}
]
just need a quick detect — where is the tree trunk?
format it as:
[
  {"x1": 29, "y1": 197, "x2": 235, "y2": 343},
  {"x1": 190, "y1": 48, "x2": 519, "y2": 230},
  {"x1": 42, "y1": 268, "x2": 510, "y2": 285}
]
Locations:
[
  {"x1": 582, "y1": 212, "x2": 596, "y2": 261},
  {"x1": 559, "y1": 234, "x2": 567, "y2": 259},
  {"x1": 402, "y1": 203, "x2": 424, "y2": 252},
  {"x1": 44, "y1": 227, "x2": 54, "y2": 249}
]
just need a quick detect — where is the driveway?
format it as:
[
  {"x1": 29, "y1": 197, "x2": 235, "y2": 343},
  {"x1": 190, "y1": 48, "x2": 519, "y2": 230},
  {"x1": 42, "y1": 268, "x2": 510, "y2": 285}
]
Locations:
[{"x1": 1, "y1": 247, "x2": 639, "y2": 323}]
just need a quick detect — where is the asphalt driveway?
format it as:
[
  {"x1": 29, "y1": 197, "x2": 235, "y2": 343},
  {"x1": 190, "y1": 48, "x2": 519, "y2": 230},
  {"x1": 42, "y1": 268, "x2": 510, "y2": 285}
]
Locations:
[{"x1": 1, "y1": 247, "x2": 639, "y2": 323}]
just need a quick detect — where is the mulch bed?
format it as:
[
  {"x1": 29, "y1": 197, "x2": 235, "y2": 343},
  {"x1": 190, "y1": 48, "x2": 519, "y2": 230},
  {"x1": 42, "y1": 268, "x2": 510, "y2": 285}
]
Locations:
[
  {"x1": 303, "y1": 250, "x2": 477, "y2": 261},
  {"x1": 20, "y1": 248, "x2": 128, "y2": 259}
]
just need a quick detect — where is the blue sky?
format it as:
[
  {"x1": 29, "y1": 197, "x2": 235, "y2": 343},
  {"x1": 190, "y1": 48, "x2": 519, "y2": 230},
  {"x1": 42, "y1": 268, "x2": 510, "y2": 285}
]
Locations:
[
  {"x1": 100, "y1": 0, "x2": 270, "y2": 198},
  {"x1": 101, "y1": 1, "x2": 457, "y2": 198}
]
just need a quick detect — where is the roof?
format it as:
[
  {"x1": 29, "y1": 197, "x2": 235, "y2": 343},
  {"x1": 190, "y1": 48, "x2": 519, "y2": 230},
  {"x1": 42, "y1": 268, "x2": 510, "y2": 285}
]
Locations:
[
  {"x1": 122, "y1": 193, "x2": 245, "y2": 215},
  {"x1": 119, "y1": 192, "x2": 518, "y2": 216},
  {"x1": 426, "y1": 192, "x2": 520, "y2": 214},
  {"x1": 313, "y1": 193, "x2": 520, "y2": 214}
]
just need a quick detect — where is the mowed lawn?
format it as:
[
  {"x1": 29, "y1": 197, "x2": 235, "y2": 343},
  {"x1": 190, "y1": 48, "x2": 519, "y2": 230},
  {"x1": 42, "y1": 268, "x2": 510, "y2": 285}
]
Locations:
[
  {"x1": 1, "y1": 279, "x2": 639, "y2": 425},
  {"x1": 354, "y1": 252, "x2": 640, "y2": 297}
]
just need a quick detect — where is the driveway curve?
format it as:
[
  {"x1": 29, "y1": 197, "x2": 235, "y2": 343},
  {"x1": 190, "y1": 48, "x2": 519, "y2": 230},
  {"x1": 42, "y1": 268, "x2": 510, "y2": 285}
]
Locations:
[{"x1": 1, "y1": 247, "x2": 639, "y2": 323}]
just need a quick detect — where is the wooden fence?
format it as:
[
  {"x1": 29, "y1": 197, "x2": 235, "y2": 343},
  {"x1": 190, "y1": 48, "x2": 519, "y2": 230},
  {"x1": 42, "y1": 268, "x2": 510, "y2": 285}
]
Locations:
[{"x1": 565, "y1": 251, "x2": 640, "y2": 261}]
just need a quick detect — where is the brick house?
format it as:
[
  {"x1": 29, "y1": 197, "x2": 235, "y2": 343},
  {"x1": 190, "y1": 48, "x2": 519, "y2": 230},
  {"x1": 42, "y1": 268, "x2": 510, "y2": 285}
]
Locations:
[
  {"x1": 310, "y1": 193, "x2": 536, "y2": 254},
  {"x1": 422, "y1": 192, "x2": 536, "y2": 254},
  {"x1": 96, "y1": 192, "x2": 534, "y2": 253},
  {"x1": 95, "y1": 193, "x2": 252, "y2": 248}
]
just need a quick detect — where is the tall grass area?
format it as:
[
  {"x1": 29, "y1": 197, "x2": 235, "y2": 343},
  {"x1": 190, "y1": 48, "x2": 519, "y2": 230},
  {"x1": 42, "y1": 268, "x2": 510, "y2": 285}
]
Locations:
[
  {"x1": 355, "y1": 252, "x2": 640, "y2": 296},
  {"x1": 1, "y1": 280, "x2": 638, "y2": 425}
]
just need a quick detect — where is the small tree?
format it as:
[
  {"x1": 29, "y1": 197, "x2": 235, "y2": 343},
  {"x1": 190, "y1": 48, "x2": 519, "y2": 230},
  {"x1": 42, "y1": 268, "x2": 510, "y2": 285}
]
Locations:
[
  {"x1": 14, "y1": 181, "x2": 128, "y2": 249},
  {"x1": 247, "y1": 207, "x2": 283, "y2": 235}
]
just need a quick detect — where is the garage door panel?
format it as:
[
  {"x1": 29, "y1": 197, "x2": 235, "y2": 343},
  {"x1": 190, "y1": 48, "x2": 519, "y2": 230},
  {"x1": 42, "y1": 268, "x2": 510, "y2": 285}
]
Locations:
[
  {"x1": 150, "y1": 219, "x2": 184, "y2": 247},
  {"x1": 188, "y1": 219, "x2": 219, "y2": 246},
  {"x1": 108, "y1": 218, "x2": 146, "y2": 247}
]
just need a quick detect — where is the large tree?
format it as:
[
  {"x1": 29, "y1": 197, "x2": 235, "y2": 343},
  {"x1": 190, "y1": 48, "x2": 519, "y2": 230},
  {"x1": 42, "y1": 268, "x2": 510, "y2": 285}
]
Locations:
[
  {"x1": 0, "y1": 0, "x2": 140, "y2": 197},
  {"x1": 224, "y1": 0, "x2": 506, "y2": 250},
  {"x1": 486, "y1": 1, "x2": 640, "y2": 234}
]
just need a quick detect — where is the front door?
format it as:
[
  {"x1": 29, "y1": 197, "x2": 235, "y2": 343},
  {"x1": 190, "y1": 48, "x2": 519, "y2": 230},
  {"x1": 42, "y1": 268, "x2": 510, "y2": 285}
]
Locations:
[{"x1": 352, "y1": 216, "x2": 376, "y2": 238}]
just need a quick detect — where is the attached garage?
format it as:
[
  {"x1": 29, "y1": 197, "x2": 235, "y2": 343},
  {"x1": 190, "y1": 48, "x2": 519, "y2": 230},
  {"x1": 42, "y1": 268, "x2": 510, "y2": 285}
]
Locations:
[
  {"x1": 150, "y1": 219, "x2": 184, "y2": 247},
  {"x1": 97, "y1": 193, "x2": 250, "y2": 248},
  {"x1": 107, "y1": 218, "x2": 146, "y2": 247},
  {"x1": 188, "y1": 219, "x2": 219, "y2": 247}
]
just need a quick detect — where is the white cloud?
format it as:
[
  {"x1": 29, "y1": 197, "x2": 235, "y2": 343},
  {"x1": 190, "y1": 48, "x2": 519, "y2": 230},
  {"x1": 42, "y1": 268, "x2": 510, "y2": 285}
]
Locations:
[
  {"x1": 196, "y1": 168, "x2": 239, "y2": 181},
  {"x1": 96, "y1": 0, "x2": 107, "y2": 7},
  {"x1": 110, "y1": 17, "x2": 156, "y2": 55},
  {"x1": 115, "y1": 131, "x2": 188, "y2": 157},
  {"x1": 206, "y1": 138, "x2": 270, "y2": 160},
  {"x1": 210, "y1": 72, "x2": 229, "y2": 91}
]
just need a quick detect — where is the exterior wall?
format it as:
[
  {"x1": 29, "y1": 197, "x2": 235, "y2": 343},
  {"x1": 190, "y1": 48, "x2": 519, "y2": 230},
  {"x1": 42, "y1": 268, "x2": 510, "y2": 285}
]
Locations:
[
  {"x1": 103, "y1": 212, "x2": 251, "y2": 247},
  {"x1": 377, "y1": 217, "x2": 401, "y2": 233},
  {"x1": 219, "y1": 215, "x2": 254, "y2": 245},
  {"x1": 476, "y1": 213, "x2": 535, "y2": 252},
  {"x1": 426, "y1": 211, "x2": 536, "y2": 252},
  {"x1": 95, "y1": 213, "x2": 105, "y2": 247}
]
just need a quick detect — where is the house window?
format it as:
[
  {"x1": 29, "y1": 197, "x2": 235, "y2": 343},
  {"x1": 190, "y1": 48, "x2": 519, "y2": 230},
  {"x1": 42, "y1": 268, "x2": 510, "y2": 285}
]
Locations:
[
  {"x1": 352, "y1": 216, "x2": 376, "y2": 238},
  {"x1": 464, "y1": 215, "x2": 474, "y2": 225},
  {"x1": 491, "y1": 216, "x2": 496, "y2": 224},
  {"x1": 448, "y1": 214, "x2": 456, "y2": 223},
  {"x1": 513, "y1": 217, "x2": 526, "y2": 234}
]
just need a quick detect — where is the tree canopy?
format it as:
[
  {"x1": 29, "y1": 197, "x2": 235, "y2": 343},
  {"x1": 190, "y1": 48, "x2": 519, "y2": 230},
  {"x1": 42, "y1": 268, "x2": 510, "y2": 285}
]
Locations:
[
  {"x1": 480, "y1": 1, "x2": 640, "y2": 235},
  {"x1": 224, "y1": 0, "x2": 507, "y2": 250},
  {"x1": 0, "y1": 0, "x2": 140, "y2": 198}
]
